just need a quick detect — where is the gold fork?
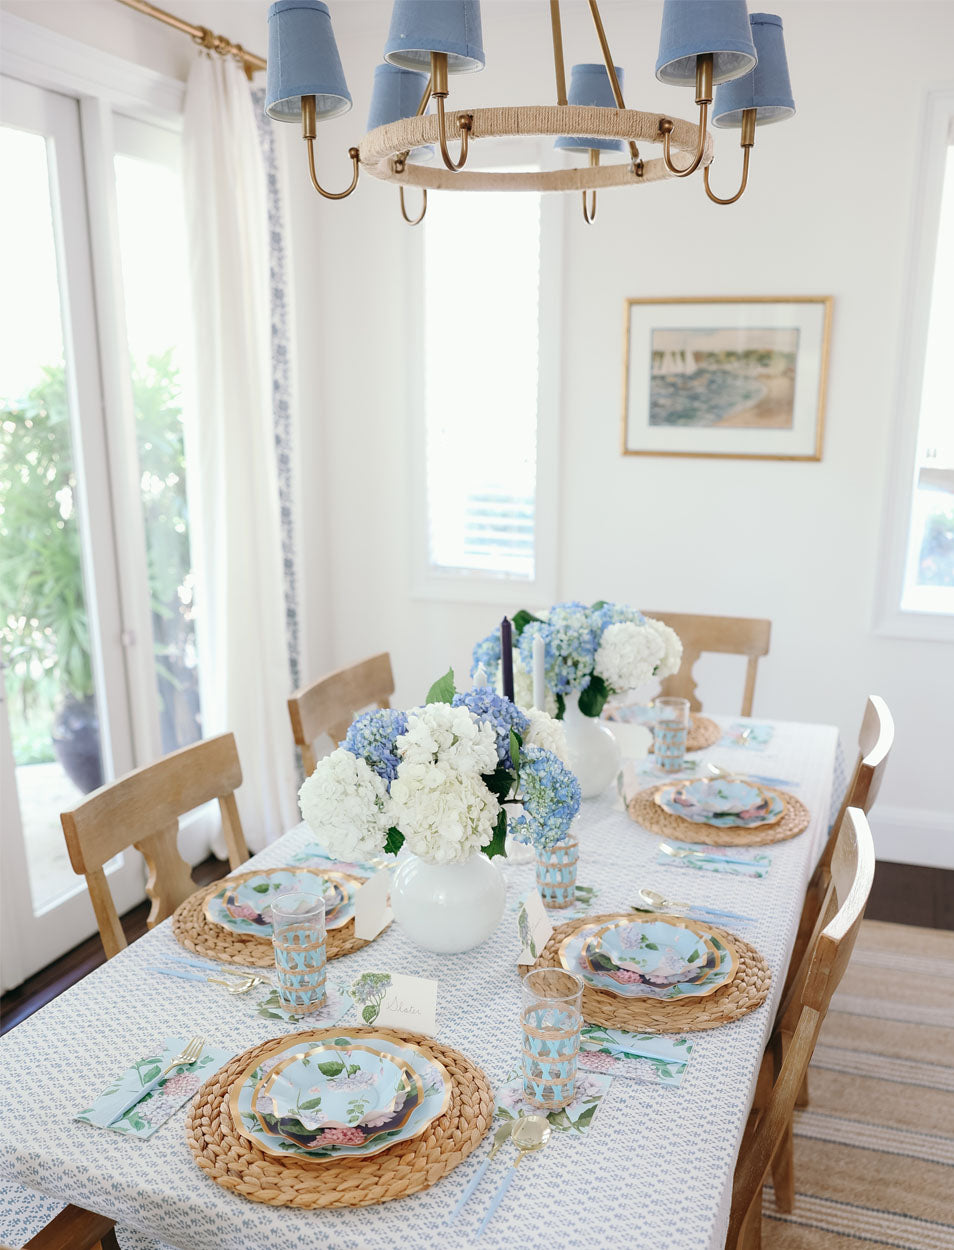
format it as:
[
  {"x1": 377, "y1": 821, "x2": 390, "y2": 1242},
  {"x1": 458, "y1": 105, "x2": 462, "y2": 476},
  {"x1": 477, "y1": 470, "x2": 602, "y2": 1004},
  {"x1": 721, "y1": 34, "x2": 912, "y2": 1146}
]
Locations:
[
  {"x1": 208, "y1": 974, "x2": 267, "y2": 995},
  {"x1": 107, "y1": 1035, "x2": 205, "y2": 1125}
]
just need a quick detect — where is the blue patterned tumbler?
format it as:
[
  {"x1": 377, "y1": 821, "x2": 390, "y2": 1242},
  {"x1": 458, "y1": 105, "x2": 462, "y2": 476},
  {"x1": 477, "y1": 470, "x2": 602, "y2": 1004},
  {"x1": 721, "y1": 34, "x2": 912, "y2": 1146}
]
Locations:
[
  {"x1": 271, "y1": 891, "x2": 327, "y2": 1014},
  {"x1": 520, "y1": 968, "x2": 583, "y2": 1110}
]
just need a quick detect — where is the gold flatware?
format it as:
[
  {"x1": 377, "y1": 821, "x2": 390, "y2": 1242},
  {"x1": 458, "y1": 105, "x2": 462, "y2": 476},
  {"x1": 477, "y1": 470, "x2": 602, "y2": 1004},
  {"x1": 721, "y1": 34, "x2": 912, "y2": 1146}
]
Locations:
[
  {"x1": 447, "y1": 1120, "x2": 513, "y2": 1223},
  {"x1": 476, "y1": 1115, "x2": 551, "y2": 1237},
  {"x1": 107, "y1": 1035, "x2": 205, "y2": 1125},
  {"x1": 658, "y1": 842, "x2": 757, "y2": 868},
  {"x1": 635, "y1": 887, "x2": 756, "y2": 923}
]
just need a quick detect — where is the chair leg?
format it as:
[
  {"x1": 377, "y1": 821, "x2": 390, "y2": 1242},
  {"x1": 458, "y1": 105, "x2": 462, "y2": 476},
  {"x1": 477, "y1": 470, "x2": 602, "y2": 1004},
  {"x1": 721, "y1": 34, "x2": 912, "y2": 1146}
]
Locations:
[
  {"x1": 770, "y1": 1118, "x2": 795, "y2": 1213},
  {"x1": 796, "y1": 1071, "x2": 810, "y2": 1107},
  {"x1": 739, "y1": 1192, "x2": 763, "y2": 1250}
]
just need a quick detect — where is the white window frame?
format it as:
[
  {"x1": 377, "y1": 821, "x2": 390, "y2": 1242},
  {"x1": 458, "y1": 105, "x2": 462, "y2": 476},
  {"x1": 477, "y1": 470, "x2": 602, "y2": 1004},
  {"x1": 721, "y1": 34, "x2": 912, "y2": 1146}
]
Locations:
[
  {"x1": 876, "y1": 87, "x2": 954, "y2": 643},
  {"x1": 406, "y1": 138, "x2": 564, "y2": 604}
]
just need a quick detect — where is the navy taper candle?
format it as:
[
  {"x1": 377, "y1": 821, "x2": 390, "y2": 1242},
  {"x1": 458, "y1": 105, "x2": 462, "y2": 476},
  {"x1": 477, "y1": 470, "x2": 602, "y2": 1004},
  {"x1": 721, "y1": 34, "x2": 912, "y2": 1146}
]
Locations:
[{"x1": 500, "y1": 617, "x2": 514, "y2": 702}]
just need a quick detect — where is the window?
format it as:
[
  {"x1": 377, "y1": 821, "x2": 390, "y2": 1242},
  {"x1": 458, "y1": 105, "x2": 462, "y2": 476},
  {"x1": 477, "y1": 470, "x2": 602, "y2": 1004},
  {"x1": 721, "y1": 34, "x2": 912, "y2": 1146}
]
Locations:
[{"x1": 414, "y1": 149, "x2": 560, "y2": 601}]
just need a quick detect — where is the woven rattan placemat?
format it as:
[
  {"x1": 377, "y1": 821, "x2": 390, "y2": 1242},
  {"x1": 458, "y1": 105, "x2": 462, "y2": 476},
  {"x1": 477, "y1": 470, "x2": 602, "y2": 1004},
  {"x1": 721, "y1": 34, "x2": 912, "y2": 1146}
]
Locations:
[
  {"x1": 185, "y1": 1026, "x2": 493, "y2": 1208},
  {"x1": 647, "y1": 713, "x2": 720, "y2": 754},
  {"x1": 522, "y1": 912, "x2": 770, "y2": 1033},
  {"x1": 626, "y1": 785, "x2": 810, "y2": 847},
  {"x1": 171, "y1": 880, "x2": 384, "y2": 966}
]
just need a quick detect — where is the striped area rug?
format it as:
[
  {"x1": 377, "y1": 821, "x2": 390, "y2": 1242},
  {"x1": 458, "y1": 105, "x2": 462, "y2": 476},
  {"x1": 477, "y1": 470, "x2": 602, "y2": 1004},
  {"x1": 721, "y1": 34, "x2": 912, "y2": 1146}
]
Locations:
[{"x1": 763, "y1": 919, "x2": 954, "y2": 1250}]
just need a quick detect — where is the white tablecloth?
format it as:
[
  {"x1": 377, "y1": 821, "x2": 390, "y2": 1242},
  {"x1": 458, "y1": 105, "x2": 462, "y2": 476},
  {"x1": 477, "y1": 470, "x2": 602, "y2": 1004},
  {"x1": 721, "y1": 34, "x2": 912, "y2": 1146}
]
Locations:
[{"x1": 0, "y1": 716, "x2": 841, "y2": 1250}]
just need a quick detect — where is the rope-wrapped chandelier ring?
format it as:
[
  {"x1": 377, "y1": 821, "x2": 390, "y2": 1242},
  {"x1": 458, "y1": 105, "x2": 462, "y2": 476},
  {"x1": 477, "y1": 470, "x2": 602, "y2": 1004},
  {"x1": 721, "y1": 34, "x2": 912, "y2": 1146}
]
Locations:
[{"x1": 359, "y1": 105, "x2": 713, "y2": 192}]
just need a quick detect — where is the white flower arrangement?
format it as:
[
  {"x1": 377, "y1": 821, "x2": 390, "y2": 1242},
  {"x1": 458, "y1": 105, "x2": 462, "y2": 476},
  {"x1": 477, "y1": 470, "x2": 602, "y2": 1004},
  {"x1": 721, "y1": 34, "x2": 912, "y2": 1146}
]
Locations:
[{"x1": 594, "y1": 622, "x2": 666, "y2": 693}]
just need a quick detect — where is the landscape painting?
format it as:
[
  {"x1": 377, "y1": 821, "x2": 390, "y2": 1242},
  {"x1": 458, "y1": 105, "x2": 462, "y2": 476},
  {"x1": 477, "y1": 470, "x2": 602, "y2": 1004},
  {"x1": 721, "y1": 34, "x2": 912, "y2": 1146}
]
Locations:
[{"x1": 622, "y1": 297, "x2": 832, "y2": 461}]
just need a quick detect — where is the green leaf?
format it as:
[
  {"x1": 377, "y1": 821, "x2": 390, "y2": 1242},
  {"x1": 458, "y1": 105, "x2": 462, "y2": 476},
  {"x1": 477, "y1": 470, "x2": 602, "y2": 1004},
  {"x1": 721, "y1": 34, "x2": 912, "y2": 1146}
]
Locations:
[
  {"x1": 139, "y1": 1065, "x2": 162, "y2": 1084},
  {"x1": 384, "y1": 826, "x2": 405, "y2": 856},
  {"x1": 315, "y1": 1060, "x2": 345, "y2": 1077},
  {"x1": 426, "y1": 668, "x2": 456, "y2": 704},
  {"x1": 688, "y1": 949, "x2": 700, "y2": 962},
  {"x1": 482, "y1": 763, "x2": 515, "y2": 801},
  {"x1": 555, "y1": 693, "x2": 566, "y2": 721},
  {"x1": 252, "y1": 883, "x2": 271, "y2": 894},
  {"x1": 512, "y1": 610, "x2": 542, "y2": 636},
  {"x1": 509, "y1": 729, "x2": 521, "y2": 770},
  {"x1": 575, "y1": 1104, "x2": 598, "y2": 1130},
  {"x1": 298, "y1": 1097, "x2": 324, "y2": 1110},
  {"x1": 362, "y1": 1004, "x2": 379, "y2": 1024},
  {"x1": 482, "y1": 808, "x2": 508, "y2": 860},
  {"x1": 577, "y1": 675, "x2": 609, "y2": 718},
  {"x1": 590, "y1": 600, "x2": 608, "y2": 611}
]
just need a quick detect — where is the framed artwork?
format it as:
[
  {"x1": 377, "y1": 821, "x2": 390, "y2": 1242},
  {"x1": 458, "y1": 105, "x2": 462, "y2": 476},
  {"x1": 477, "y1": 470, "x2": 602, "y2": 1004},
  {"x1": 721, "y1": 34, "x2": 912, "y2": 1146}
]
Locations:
[{"x1": 621, "y1": 296, "x2": 833, "y2": 461}]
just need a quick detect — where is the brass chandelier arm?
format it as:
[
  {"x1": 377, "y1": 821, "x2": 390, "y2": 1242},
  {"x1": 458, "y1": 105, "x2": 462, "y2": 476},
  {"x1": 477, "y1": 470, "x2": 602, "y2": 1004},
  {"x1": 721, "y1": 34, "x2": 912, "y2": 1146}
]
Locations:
[
  {"x1": 586, "y1": 0, "x2": 640, "y2": 173},
  {"x1": 399, "y1": 185, "x2": 428, "y2": 225},
  {"x1": 659, "y1": 53, "x2": 713, "y2": 178},
  {"x1": 703, "y1": 108, "x2": 756, "y2": 205},
  {"x1": 434, "y1": 94, "x2": 472, "y2": 171},
  {"x1": 301, "y1": 96, "x2": 360, "y2": 200},
  {"x1": 549, "y1": 0, "x2": 568, "y2": 105}
]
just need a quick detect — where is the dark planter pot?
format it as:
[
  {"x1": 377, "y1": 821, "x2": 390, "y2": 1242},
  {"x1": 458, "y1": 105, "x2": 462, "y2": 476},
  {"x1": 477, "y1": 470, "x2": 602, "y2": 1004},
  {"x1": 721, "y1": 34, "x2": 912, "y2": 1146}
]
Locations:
[{"x1": 52, "y1": 694, "x2": 104, "y2": 794}]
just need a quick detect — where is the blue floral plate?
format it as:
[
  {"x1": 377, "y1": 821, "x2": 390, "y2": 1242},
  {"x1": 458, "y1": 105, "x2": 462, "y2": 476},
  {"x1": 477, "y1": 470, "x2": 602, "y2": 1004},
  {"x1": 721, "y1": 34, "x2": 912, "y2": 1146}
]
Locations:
[
  {"x1": 255, "y1": 1043, "x2": 413, "y2": 1133},
  {"x1": 204, "y1": 867, "x2": 361, "y2": 936},
  {"x1": 654, "y1": 779, "x2": 785, "y2": 829},
  {"x1": 230, "y1": 1032, "x2": 451, "y2": 1161}
]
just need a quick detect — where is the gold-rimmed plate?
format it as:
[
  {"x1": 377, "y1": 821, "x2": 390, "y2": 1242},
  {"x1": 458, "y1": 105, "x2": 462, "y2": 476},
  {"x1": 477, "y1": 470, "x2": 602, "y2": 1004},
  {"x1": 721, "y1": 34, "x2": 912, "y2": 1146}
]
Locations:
[{"x1": 204, "y1": 867, "x2": 362, "y2": 937}]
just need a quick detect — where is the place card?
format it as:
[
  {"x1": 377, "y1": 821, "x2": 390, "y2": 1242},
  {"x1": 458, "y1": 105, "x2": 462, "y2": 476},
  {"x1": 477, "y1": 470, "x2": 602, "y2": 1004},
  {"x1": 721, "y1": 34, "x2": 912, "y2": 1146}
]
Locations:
[
  {"x1": 76, "y1": 1037, "x2": 232, "y2": 1137},
  {"x1": 350, "y1": 970, "x2": 438, "y2": 1036},
  {"x1": 655, "y1": 842, "x2": 771, "y2": 879},
  {"x1": 517, "y1": 889, "x2": 554, "y2": 963},
  {"x1": 495, "y1": 1068, "x2": 613, "y2": 1135},
  {"x1": 353, "y1": 865, "x2": 392, "y2": 941},
  {"x1": 579, "y1": 1025, "x2": 692, "y2": 1088}
]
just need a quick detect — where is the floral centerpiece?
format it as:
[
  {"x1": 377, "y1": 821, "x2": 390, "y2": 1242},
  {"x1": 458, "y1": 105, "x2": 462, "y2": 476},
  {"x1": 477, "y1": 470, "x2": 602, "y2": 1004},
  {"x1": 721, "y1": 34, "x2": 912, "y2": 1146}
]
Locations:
[
  {"x1": 298, "y1": 670, "x2": 581, "y2": 953},
  {"x1": 473, "y1": 602, "x2": 683, "y2": 798}
]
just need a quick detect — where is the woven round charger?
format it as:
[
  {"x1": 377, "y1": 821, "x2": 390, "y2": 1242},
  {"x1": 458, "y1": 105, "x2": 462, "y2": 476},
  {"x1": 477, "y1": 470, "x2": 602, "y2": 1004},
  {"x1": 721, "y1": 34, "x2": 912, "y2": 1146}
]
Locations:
[
  {"x1": 647, "y1": 713, "x2": 720, "y2": 754},
  {"x1": 185, "y1": 1026, "x2": 493, "y2": 1208},
  {"x1": 171, "y1": 880, "x2": 385, "y2": 966},
  {"x1": 627, "y1": 785, "x2": 810, "y2": 847},
  {"x1": 523, "y1": 912, "x2": 771, "y2": 1033}
]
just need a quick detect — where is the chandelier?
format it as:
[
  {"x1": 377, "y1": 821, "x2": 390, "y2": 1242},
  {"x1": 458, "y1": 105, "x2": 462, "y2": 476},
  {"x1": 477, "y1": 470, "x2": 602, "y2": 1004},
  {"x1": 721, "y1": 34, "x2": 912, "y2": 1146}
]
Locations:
[{"x1": 264, "y1": 0, "x2": 794, "y2": 225}]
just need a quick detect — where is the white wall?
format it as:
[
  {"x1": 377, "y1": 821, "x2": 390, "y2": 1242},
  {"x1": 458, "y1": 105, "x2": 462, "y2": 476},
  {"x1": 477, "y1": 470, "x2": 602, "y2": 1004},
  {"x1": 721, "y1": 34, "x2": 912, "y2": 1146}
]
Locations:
[{"x1": 6, "y1": 0, "x2": 953, "y2": 865}]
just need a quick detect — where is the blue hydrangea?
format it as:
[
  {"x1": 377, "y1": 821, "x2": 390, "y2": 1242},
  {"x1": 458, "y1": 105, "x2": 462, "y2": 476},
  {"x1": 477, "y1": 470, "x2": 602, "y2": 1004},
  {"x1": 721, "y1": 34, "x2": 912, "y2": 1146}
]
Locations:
[
  {"x1": 342, "y1": 708, "x2": 408, "y2": 784},
  {"x1": 511, "y1": 745, "x2": 582, "y2": 851},
  {"x1": 592, "y1": 602, "x2": 646, "y2": 633},
  {"x1": 452, "y1": 688, "x2": 529, "y2": 770},
  {"x1": 516, "y1": 602, "x2": 600, "y2": 697},
  {"x1": 470, "y1": 629, "x2": 502, "y2": 683}
]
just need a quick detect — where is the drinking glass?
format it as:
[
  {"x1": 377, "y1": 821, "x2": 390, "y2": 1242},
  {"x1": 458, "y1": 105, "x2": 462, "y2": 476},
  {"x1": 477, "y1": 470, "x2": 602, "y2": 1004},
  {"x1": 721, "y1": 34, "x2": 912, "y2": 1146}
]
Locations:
[
  {"x1": 271, "y1": 891, "x2": 326, "y2": 1014},
  {"x1": 520, "y1": 968, "x2": 583, "y2": 1110},
  {"x1": 534, "y1": 836, "x2": 579, "y2": 909},
  {"x1": 654, "y1": 696, "x2": 690, "y2": 773}
]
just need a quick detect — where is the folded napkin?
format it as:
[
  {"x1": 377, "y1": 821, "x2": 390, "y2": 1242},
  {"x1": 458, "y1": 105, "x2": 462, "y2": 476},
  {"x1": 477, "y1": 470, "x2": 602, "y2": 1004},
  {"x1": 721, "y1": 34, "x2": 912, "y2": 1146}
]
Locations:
[
  {"x1": 76, "y1": 1037, "x2": 231, "y2": 1137},
  {"x1": 495, "y1": 1068, "x2": 612, "y2": 1136},
  {"x1": 717, "y1": 722, "x2": 775, "y2": 751},
  {"x1": 579, "y1": 1025, "x2": 692, "y2": 1088},
  {"x1": 655, "y1": 842, "x2": 771, "y2": 879},
  {"x1": 289, "y1": 843, "x2": 379, "y2": 877},
  {"x1": 251, "y1": 979, "x2": 355, "y2": 1026}
]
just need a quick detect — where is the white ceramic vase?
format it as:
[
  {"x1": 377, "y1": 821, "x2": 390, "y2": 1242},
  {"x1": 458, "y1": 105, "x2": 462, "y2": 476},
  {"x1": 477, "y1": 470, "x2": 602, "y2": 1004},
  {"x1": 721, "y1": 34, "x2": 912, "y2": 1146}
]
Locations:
[
  {"x1": 390, "y1": 851, "x2": 507, "y2": 954},
  {"x1": 563, "y1": 691, "x2": 622, "y2": 799}
]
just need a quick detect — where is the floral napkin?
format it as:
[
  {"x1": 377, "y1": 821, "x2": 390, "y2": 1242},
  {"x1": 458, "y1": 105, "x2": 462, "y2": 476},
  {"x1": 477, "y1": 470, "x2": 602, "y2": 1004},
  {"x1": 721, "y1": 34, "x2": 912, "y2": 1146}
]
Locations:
[
  {"x1": 654, "y1": 842, "x2": 771, "y2": 878},
  {"x1": 578, "y1": 1025, "x2": 692, "y2": 1087},
  {"x1": 289, "y1": 843, "x2": 379, "y2": 877},
  {"x1": 76, "y1": 1037, "x2": 231, "y2": 1137},
  {"x1": 495, "y1": 1068, "x2": 613, "y2": 1136},
  {"x1": 717, "y1": 722, "x2": 775, "y2": 750},
  {"x1": 251, "y1": 979, "x2": 355, "y2": 1026}
]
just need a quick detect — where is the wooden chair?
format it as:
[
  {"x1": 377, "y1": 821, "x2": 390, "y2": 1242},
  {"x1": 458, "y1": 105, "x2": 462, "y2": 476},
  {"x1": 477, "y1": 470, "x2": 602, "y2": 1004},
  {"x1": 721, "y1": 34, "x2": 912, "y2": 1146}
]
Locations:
[
  {"x1": 22, "y1": 1205, "x2": 119, "y2": 1250},
  {"x1": 60, "y1": 733, "x2": 249, "y2": 960},
  {"x1": 728, "y1": 806, "x2": 875, "y2": 1248},
  {"x1": 288, "y1": 652, "x2": 395, "y2": 776},
  {"x1": 644, "y1": 612, "x2": 771, "y2": 716}
]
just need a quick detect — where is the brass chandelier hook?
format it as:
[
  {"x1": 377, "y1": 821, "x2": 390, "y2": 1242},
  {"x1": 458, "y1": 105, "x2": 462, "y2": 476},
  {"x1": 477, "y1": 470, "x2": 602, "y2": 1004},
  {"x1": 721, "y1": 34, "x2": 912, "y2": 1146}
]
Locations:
[
  {"x1": 301, "y1": 96, "x2": 360, "y2": 200},
  {"x1": 399, "y1": 185, "x2": 428, "y2": 225},
  {"x1": 430, "y1": 53, "x2": 472, "y2": 172},
  {"x1": 582, "y1": 149, "x2": 599, "y2": 225},
  {"x1": 704, "y1": 107, "x2": 756, "y2": 204},
  {"x1": 658, "y1": 53, "x2": 712, "y2": 178}
]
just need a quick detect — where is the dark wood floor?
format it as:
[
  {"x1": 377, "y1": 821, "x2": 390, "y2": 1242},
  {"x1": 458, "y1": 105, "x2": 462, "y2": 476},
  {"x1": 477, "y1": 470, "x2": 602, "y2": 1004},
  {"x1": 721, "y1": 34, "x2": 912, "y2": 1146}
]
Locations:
[{"x1": 1, "y1": 859, "x2": 951, "y2": 1036}]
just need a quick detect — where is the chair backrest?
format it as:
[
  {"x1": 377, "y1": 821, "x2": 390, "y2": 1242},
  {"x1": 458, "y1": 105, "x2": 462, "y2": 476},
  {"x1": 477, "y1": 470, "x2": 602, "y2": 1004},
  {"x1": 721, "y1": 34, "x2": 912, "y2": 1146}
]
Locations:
[
  {"x1": 60, "y1": 732, "x2": 248, "y2": 959},
  {"x1": 288, "y1": 652, "x2": 395, "y2": 776},
  {"x1": 823, "y1": 695, "x2": 894, "y2": 871},
  {"x1": 729, "y1": 807, "x2": 875, "y2": 1242},
  {"x1": 645, "y1": 611, "x2": 772, "y2": 716}
]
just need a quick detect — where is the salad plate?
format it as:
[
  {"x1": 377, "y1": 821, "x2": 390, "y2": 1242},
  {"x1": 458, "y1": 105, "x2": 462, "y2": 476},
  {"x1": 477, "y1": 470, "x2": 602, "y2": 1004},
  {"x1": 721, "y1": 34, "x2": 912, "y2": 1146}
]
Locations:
[
  {"x1": 229, "y1": 1032, "x2": 451, "y2": 1161},
  {"x1": 255, "y1": 1043, "x2": 412, "y2": 1132},
  {"x1": 559, "y1": 919, "x2": 738, "y2": 1000},
  {"x1": 204, "y1": 867, "x2": 361, "y2": 936},
  {"x1": 654, "y1": 779, "x2": 785, "y2": 829},
  {"x1": 582, "y1": 919, "x2": 719, "y2": 986}
]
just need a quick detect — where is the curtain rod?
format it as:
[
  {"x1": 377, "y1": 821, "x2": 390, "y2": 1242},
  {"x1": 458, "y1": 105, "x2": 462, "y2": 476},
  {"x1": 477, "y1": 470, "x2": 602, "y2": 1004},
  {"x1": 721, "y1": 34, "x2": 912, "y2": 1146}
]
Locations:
[{"x1": 114, "y1": 0, "x2": 266, "y2": 79}]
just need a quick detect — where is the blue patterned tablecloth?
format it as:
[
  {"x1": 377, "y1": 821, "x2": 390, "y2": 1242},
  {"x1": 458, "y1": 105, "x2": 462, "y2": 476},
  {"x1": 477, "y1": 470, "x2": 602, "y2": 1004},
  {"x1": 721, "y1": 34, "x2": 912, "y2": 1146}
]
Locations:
[{"x1": 0, "y1": 716, "x2": 840, "y2": 1250}]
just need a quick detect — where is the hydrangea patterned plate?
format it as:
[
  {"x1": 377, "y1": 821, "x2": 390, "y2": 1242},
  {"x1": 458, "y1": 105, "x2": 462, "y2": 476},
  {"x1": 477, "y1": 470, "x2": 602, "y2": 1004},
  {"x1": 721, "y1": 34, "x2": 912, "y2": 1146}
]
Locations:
[
  {"x1": 559, "y1": 920, "x2": 738, "y2": 1000},
  {"x1": 654, "y1": 779, "x2": 785, "y2": 829},
  {"x1": 204, "y1": 868, "x2": 361, "y2": 936},
  {"x1": 584, "y1": 919, "x2": 718, "y2": 985},
  {"x1": 255, "y1": 1043, "x2": 413, "y2": 1134},
  {"x1": 229, "y1": 1033, "x2": 451, "y2": 1162}
]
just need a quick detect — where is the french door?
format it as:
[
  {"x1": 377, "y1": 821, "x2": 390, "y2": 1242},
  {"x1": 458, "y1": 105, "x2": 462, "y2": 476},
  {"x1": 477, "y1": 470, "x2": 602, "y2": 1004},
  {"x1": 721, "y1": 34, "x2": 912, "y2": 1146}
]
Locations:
[{"x1": 0, "y1": 73, "x2": 199, "y2": 989}]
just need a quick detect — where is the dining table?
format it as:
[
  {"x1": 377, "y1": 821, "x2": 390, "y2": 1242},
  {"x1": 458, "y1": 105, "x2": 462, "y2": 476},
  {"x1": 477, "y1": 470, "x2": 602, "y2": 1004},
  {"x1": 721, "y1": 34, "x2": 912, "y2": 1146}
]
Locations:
[{"x1": 0, "y1": 713, "x2": 845, "y2": 1250}]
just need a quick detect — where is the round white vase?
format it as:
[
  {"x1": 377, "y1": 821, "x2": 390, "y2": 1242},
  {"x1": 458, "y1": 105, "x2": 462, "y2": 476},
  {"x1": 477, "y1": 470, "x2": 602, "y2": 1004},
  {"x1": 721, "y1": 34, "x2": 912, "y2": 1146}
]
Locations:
[
  {"x1": 563, "y1": 691, "x2": 622, "y2": 799},
  {"x1": 390, "y1": 851, "x2": 507, "y2": 954}
]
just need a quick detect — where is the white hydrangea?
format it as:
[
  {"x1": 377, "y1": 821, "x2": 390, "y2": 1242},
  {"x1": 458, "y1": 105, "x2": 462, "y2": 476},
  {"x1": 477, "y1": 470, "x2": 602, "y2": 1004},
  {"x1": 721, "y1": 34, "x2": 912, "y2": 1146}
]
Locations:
[
  {"x1": 512, "y1": 653, "x2": 559, "y2": 717},
  {"x1": 298, "y1": 748, "x2": 391, "y2": 861},
  {"x1": 594, "y1": 621, "x2": 666, "y2": 694},
  {"x1": 523, "y1": 707, "x2": 569, "y2": 763},
  {"x1": 389, "y1": 762, "x2": 500, "y2": 864},
  {"x1": 644, "y1": 616, "x2": 683, "y2": 679},
  {"x1": 396, "y1": 702, "x2": 498, "y2": 776}
]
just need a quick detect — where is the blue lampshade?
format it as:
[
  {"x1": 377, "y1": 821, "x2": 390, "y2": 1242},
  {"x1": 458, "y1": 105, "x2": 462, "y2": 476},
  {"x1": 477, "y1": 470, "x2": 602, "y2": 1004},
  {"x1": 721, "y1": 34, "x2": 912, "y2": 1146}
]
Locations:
[
  {"x1": 265, "y1": 0, "x2": 352, "y2": 122},
  {"x1": 383, "y1": 0, "x2": 485, "y2": 74},
  {"x1": 655, "y1": 0, "x2": 757, "y2": 87},
  {"x1": 367, "y1": 64, "x2": 434, "y2": 162},
  {"x1": 712, "y1": 13, "x2": 794, "y2": 127},
  {"x1": 554, "y1": 64, "x2": 625, "y2": 154}
]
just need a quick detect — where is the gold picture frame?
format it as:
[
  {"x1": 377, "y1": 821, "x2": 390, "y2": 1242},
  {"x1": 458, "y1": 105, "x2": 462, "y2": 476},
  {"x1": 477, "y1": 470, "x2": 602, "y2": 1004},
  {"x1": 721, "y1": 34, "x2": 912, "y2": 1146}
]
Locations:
[{"x1": 621, "y1": 295, "x2": 833, "y2": 461}]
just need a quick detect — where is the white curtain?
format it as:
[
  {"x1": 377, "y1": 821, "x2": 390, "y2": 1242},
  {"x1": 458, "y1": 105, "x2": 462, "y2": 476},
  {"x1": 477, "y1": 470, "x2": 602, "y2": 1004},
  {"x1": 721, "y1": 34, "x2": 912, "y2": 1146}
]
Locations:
[{"x1": 182, "y1": 53, "x2": 299, "y2": 850}]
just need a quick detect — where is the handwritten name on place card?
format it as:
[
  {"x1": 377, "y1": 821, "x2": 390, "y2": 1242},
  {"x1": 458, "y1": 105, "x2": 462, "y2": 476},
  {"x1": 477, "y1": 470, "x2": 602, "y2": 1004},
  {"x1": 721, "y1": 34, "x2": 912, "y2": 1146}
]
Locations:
[{"x1": 356, "y1": 971, "x2": 438, "y2": 1036}]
